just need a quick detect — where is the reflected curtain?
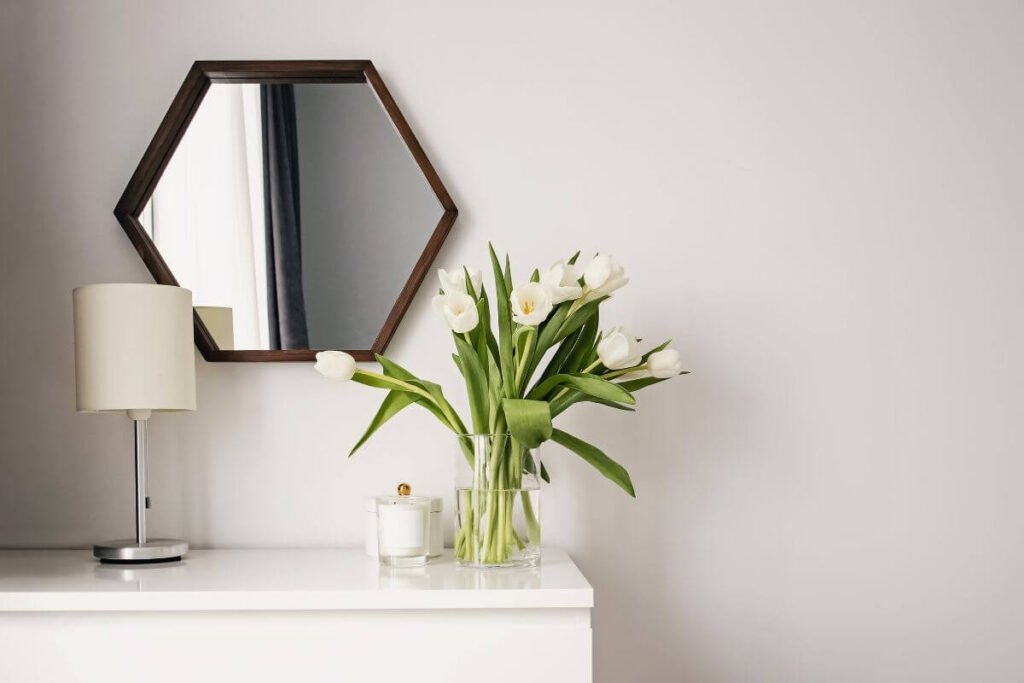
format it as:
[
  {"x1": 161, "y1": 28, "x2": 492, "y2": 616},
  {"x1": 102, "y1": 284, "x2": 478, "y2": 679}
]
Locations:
[
  {"x1": 142, "y1": 83, "x2": 268, "y2": 350},
  {"x1": 261, "y1": 84, "x2": 309, "y2": 349}
]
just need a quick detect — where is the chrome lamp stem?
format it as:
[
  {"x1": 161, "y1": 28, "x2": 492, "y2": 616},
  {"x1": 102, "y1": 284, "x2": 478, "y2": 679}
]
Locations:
[{"x1": 92, "y1": 414, "x2": 188, "y2": 563}]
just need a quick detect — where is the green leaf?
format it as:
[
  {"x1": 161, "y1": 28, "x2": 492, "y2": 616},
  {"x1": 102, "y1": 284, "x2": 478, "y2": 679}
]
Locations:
[
  {"x1": 476, "y1": 291, "x2": 492, "y2": 362},
  {"x1": 567, "y1": 250, "x2": 581, "y2": 265},
  {"x1": 512, "y1": 325, "x2": 537, "y2": 391},
  {"x1": 530, "y1": 268, "x2": 540, "y2": 283},
  {"x1": 551, "y1": 429, "x2": 635, "y2": 497},
  {"x1": 351, "y1": 371, "x2": 416, "y2": 392},
  {"x1": 520, "y1": 301, "x2": 574, "y2": 388},
  {"x1": 486, "y1": 352, "x2": 502, "y2": 431},
  {"x1": 372, "y1": 356, "x2": 449, "y2": 424},
  {"x1": 523, "y1": 455, "x2": 552, "y2": 483},
  {"x1": 489, "y1": 244, "x2": 515, "y2": 397},
  {"x1": 454, "y1": 335, "x2": 489, "y2": 433},
  {"x1": 503, "y1": 253, "x2": 513, "y2": 294},
  {"x1": 463, "y1": 266, "x2": 478, "y2": 299},
  {"x1": 527, "y1": 372, "x2": 635, "y2": 405},
  {"x1": 349, "y1": 391, "x2": 416, "y2": 456},
  {"x1": 641, "y1": 340, "x2": 671, "y2": 363},
  {"x1": 616, "y1": 375, "x2": 687, "y2": 393},
  {"x1": 534, "y1": 326, "x2": 583, "y2": 387},
  {"x1": 554, "y1": 296, "x2": 608, "y2": 343},
  {"x1": 373, "y1": 357, "x2": 467, "y2": 433},
  {"x1": 560, "y1": 311, "x2": 599, "y2": 375},
  {"x1": 408, "y1": 377, "x2": 467, "y2": 434},
  {"x1": 549, "y1": 392, "x2": 636, "y2": 417},
  {"x1": 375, "y1": 355, "x2": 417, "y2": 381},
  {"x1": 502, "y1": 398, "x2": 552, "y2": 448},
  {"x1": 534, "y1": 302, "x2": 571, "y2": 358}
]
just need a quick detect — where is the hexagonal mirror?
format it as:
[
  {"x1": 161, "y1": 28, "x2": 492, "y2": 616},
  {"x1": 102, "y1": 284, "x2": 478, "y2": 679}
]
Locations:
[{"x1": 115, "y1": 61, "x2": 457, "y2": 362}]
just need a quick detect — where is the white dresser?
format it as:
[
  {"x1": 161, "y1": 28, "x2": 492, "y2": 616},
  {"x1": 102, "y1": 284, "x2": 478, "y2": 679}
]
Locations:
[{"x1": 0, "y1": 548, "x2": 592, "y2": 682}]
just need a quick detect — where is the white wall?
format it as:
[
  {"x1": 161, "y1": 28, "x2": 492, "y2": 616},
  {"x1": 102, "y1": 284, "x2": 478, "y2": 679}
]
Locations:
[{"x1": 2, "y1": 1, "x2": 1023, "y2": 680}]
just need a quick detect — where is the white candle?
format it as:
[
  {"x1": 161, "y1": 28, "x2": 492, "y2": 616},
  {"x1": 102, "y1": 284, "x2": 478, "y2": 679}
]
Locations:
[{"x1": 377, "y1": 497, "x2": 429, "y2": 565}]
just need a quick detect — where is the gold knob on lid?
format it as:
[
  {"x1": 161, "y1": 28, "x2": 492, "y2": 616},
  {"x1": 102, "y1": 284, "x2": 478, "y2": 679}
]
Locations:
[{"x1": 397, "y1": 482, "x2": 412, "y2": 496}]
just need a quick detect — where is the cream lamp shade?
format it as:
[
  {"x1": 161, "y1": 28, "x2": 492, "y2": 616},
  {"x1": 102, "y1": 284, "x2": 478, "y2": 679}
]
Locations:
[{"x1": 73, "y1": 283, "x2": 196, "y2": 415}]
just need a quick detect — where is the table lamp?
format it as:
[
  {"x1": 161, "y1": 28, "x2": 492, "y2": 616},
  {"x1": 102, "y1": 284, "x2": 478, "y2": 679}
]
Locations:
[{"x1": 73, "y1": 283, "x2": 196, "y2": 563}]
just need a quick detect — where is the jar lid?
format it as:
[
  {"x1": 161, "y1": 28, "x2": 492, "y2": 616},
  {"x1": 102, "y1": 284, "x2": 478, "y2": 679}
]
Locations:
[
  {"x1": 368, "y1": 495, "x2": 442, "y2": 512},
  {"x1": 376, "y1": 494, "x2": 430, "y2": 506}
]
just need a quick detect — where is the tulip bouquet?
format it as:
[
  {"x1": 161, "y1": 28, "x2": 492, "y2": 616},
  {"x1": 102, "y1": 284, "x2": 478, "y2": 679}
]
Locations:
[{"x1": 315, "y1": 245, "x2": 685, "y2": 567}]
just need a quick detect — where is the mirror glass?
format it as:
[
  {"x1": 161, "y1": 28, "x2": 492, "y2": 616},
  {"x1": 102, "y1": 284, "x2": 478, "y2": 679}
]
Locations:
[{"x1": 139, "y1": 82, "x2": 443, "y2": 351}]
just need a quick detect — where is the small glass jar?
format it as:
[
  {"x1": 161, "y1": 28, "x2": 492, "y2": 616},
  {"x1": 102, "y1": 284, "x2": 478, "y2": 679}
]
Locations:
[
  {"x1": 376, "y1": 493, "x2": 430, "y2": 567},
  {"x1": 366, "y1": 496, "x2": 443, "y2": 558}
]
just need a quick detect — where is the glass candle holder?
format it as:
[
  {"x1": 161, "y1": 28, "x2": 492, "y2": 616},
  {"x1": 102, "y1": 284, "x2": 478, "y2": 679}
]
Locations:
[{"x1": 376, "y1": 494, "x2": 430, "y2": 567}]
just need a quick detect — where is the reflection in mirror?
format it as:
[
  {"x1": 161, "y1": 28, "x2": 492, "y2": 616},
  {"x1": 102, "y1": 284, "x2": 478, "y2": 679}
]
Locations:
[{"x1": 140, "y1": 82, "x2": 442, "y2": 351}]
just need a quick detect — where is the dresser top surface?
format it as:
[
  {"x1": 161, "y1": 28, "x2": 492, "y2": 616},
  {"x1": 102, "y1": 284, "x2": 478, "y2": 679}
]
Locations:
[{"x1": 0, "y1": 548, "x2": 592, "y2": 612}]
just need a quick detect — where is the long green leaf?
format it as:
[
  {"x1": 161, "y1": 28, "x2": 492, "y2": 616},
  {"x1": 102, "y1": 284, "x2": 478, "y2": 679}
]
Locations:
[
  {"x1": 373, "y1": 356, "x2": 449, "y2": 424},
  {"x1": 513, "y1": 325, "x2": 537, "y2": 392},
  {"x1": 616, "y1": 375, "x2": 688, "y2": 393},
  {"x1": 550, "y1": 392, "x2": 636, "y2": 417},
  {"x1": 373, "y1": 356, "x2": 467, "y2": 433},
  {"x1": 375, "y1": 355, "x2": 418, "y2": 381},
  {"x1": 503, "y1": 398, "x2": 552, "y2": 448},
  {"x1": 524, "y1": 301, "x2": 572, "y2": 383},
  {"x1": 554, "y1": 296, "x2": 608, "y2": 343},
  {"x1": 489, "y1": 244, "x2": 515, "y2": 397},
  {"x1": 463, "y1": 266, "x2": 478, "y2": 299},
  {"x1": 536, "y1": 302, "x2": 570, "y2": 351},
  {"x1": 408, "y1": 378, "x2": 467, "y2": 434},
  {"x1": 527, "y1": 372, "x2": 636, "y2": 405},
  {"x1": 351, "y1": 371, "x2": 421, "y2": 393},
  {"x1": 522, "y1": 454, "x2": 552, "y2": 483},
  {"x1": 551, "y1": 429, "x2": 635, "y2": 497},
  {"x1": 350, "y1": 391, "x2": 416, "y2": 456},
  {"x1": 640, "y1": 340, "x2": 671, "y2": 363},
  {"x1": 561, "y1": 311, "x2": 600, "y2": 375},
  {"x1": 454, "y1": 335, "x2": 489, "y2": 433},
  {"x1": 535, "y1": 327, "x2": 583, "y2": 387},
  {"x1": 476, "y1": 290, "x2": 492, "y2": 363}
]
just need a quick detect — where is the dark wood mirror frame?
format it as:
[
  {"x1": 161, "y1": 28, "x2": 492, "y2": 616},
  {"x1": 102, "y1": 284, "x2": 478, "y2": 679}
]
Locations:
[{"x1": 114, "y1": 60, "x2": 458, "y2": 362}]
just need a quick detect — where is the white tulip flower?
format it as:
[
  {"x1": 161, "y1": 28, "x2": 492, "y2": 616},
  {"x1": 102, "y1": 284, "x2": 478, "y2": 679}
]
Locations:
[
  {"x1": 438, "y1": 267, "x2": 482, "y2": 297},
  {"x1": 315, "y1": 350, "x2": 357, "y2": 381},
  {"x1": 541, "y1": 260, "x2": 583, "y2": 305},
  {"x1": 431, "y1": 292, "x2": 479, "y2": 333},
  {"x1": 581, "y1": 254, "x2": 628, "y2": 303},
  {"x1": 596, "y1": 326, "x2": 643, "y2": 370},
  {"x1": 510, "y1": 282, "x2": 553, "y2": 326},
  {"x1": 647, "y1": 349, "x2": 684, "y2": 378}
]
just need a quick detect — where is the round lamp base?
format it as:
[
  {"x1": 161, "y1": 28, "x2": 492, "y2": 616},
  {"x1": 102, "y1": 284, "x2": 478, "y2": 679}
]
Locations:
[{"x1": 94, "y1": 539, "x2": 189, "y2": 564}]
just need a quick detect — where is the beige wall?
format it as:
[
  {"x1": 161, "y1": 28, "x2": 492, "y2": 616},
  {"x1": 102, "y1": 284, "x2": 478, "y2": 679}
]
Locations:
[{"x1": 2, "y1": 1, "x2": 1023, "y2": 680}]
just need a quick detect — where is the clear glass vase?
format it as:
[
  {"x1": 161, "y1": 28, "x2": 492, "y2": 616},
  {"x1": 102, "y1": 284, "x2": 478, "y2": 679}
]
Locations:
[{"x1": 454, "y1": 433, "x2": 541, "y2": 568}]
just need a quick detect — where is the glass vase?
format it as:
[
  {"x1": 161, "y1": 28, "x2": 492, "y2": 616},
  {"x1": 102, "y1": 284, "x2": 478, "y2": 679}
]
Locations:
[{"x1": 454, "y1": 433, "x2": 541, "y2": 568}]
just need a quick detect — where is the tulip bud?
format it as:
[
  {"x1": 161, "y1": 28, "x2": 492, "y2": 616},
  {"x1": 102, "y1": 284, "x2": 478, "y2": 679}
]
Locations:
[
  {"x1": 438, "y1": 267, "x2": 482, "y2": 297},
  {"x1": 596, "y1": 326, "x2": 643, "y2": 370},
  {"x1": 581, "y1": 254, "x2": 628, "y2": 303},
  {"x1": 432, "y1": 292, "x2": 479, "y2": 333},
  {"x1": 315, "y1": 350, "x2": 357, "y2": 381},
  {"x1": 648, "y1": 349, "x2": 683, "y2": 378},
  {"x1": 541, "y1": 260, "x2": 583, "y2": 304}
]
